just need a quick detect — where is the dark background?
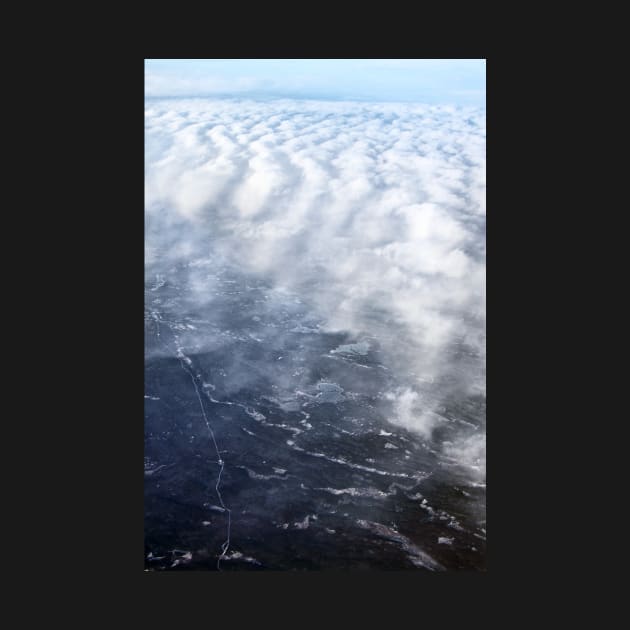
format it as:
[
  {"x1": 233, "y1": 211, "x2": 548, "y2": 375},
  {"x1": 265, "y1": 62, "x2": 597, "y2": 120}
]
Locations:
[{"x1": 14, "y1": 15, "x2": 586, "y2": 619}]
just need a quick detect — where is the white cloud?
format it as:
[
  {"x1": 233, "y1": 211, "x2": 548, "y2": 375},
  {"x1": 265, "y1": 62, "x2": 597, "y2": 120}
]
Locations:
[
  {"x1": 145, "y1": 97, "x2": 485, "y2": 475},
  {"x1": 444, "y1": 433, "x2": 486, "y2": 483},
  {"x1": 385, "y1": 388, "x2": 435, "y2": 438}
]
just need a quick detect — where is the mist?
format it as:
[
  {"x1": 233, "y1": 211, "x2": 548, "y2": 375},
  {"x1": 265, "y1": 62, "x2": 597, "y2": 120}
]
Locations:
[{"x1": 145, "y1": 91, "x2": 486, "y2": 570}]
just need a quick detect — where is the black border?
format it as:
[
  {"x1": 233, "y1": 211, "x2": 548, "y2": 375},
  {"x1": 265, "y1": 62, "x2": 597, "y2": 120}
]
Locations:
[
  {"x1": 52, "y1": 42, "x2": 557, "y2": 613},
  {"x1": 141, "y1": 57, "x2": 491, "y2": 581}
]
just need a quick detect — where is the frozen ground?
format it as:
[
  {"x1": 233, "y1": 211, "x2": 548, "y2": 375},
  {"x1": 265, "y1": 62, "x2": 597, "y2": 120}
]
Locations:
[{"x1": 144, "y1": 98, "x2": 485, "y2": 570}]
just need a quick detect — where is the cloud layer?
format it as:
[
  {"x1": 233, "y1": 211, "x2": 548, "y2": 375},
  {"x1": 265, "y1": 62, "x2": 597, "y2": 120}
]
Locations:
[{"x1": 145, "y1": 97, "x2": 486, "y2": 478}]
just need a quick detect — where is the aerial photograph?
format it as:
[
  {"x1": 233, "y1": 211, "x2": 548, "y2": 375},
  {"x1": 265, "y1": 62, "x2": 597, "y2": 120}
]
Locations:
[{"x1": 144, "y1": 59, "x2": 486, "y2": 571}]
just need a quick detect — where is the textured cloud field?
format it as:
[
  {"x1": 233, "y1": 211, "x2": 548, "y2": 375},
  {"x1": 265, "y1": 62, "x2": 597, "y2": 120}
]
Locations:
[{"x1": 145, "y1": 97, "x2": 486, "y2": 483}]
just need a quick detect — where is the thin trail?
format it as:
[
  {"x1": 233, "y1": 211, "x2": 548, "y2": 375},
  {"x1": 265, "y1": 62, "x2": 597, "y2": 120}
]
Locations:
[
  {"x1": 177, "y1": 349, "x2": 232, "y2": 570},
  {"x1": 146, "y1": 306, "x2": 232, "y2": 570}
]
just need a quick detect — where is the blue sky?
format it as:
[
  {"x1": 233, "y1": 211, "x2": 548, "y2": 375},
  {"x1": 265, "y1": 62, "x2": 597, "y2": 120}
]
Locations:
[{"x1": 145, "y1": 59, "x2": 485, "y2": 106}]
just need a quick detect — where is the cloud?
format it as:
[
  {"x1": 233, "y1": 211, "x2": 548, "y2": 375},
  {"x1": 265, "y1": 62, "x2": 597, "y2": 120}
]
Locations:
[
  {"x1": 444, "y1": 433, "x2": 486, "y2": 483},
  {"x1": 384, "y1": 388, "x2": 435, "y2": 438},
  {"x1": 145, "y1": 97, "x2": 485, "y2": 478}
]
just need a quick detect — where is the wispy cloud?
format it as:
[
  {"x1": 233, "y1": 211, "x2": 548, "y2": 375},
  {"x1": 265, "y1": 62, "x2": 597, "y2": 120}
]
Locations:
[{"x1": 145, "y1": 97, "x2": 485, "y2": 476}]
